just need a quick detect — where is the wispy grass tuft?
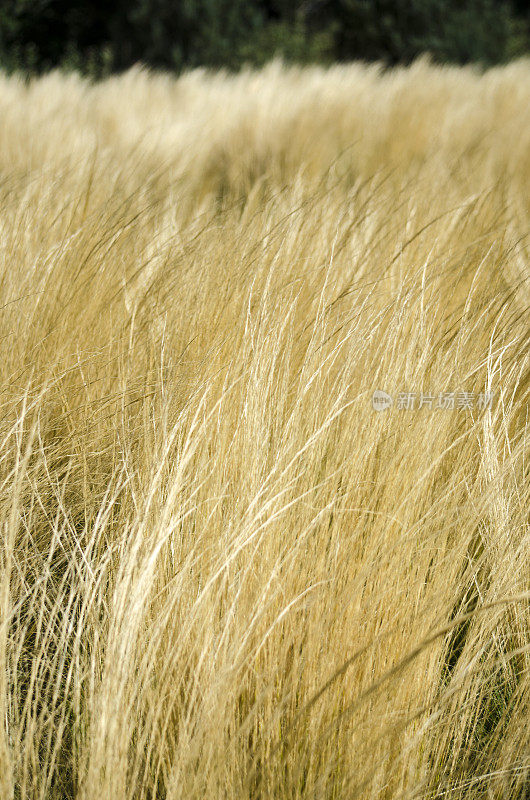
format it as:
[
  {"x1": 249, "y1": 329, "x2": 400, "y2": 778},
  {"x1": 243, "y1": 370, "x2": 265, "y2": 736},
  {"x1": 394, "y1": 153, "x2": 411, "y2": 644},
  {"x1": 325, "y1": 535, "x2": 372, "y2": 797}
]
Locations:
[{"x1": 0, "y1": 58, "x2": 529, "y2": 799}]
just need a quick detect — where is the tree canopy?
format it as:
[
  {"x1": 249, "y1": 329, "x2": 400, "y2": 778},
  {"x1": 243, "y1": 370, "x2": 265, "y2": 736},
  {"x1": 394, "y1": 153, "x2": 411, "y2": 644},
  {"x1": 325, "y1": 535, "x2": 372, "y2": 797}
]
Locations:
[{"x1": 0, "y1": 0, "x2": 528, "y2": 76}]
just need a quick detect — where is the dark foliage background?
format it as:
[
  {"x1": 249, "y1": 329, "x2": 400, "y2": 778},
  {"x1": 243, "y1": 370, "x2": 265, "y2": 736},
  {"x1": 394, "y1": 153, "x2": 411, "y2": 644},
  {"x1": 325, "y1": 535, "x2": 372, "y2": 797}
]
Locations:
[{"x1": 0, "y1": 0, "x2": 528, "y2": 76}]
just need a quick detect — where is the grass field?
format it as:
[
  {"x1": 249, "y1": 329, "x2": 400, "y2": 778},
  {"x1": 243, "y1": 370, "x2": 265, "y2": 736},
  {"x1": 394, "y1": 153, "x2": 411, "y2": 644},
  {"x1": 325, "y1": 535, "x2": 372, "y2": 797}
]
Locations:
[{"x1": 0, "y1": 58, "x2": 529, "y2": 799}]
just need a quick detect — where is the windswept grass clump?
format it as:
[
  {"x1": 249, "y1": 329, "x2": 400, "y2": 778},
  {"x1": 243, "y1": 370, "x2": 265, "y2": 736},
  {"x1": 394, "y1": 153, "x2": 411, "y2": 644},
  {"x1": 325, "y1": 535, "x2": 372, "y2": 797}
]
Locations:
[{"x1": 0, "y1": 58, "x2": 529, "y2": 800}]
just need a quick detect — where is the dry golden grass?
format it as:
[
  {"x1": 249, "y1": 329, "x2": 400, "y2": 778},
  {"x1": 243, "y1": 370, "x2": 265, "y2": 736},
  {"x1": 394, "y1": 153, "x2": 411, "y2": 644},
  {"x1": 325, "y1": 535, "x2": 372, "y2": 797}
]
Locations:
[{"x1": 0, "y1": 57, "x2": 529, "y2": 799}]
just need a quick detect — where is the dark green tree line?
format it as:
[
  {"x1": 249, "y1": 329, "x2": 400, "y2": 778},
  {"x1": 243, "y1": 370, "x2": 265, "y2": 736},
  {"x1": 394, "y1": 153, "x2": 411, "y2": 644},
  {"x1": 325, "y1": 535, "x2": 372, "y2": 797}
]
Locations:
[{"x1": 0, "y1": 0, "x2": 527, "y2": 76}]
